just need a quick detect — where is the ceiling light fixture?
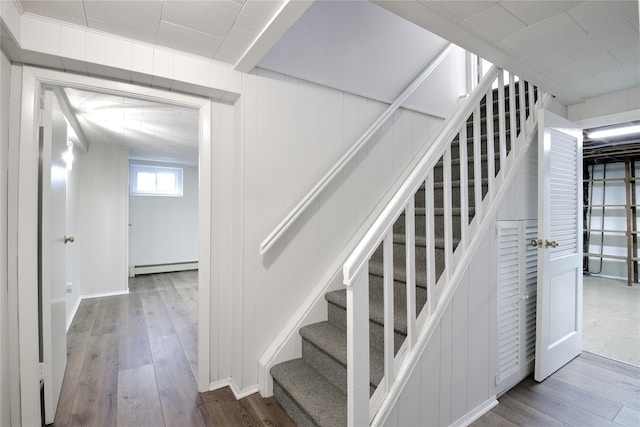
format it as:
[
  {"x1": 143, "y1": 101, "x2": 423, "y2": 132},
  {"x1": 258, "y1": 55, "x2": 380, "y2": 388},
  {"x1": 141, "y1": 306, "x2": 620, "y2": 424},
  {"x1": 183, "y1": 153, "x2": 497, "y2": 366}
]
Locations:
[{"x1": 587, "y1": 124, "x2": 640, "y2": 139}]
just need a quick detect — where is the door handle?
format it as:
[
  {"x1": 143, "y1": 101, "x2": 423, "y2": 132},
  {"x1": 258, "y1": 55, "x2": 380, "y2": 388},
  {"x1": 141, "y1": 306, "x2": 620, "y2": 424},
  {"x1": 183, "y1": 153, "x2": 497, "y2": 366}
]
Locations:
[
  {"x1": 64, "y1": 235, "x2": 75, "y2": 244},
  {"x1": 545, "y1": 240, "x2": 558, "y2": 248},
  {"x1": 531, "y1": 239, "x2": 543, "y2": 247}
]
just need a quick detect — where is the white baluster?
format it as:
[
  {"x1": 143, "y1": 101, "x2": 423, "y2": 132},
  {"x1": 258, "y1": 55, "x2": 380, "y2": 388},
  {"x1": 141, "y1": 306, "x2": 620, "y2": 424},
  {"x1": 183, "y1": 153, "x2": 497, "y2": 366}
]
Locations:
[
  {"x1": 459, "y1": 126, "x2": 469, "y2": 250},
  {"x1": 443, "y1": 146, "x2": 453, "y2": 279},
  {"x1": 498, "y1": 72, "x2": 507, "y2": 174},
  {"x1": 383, "y1": 229, "x2": 395, "y2": 387},
  {"x1": 486, "y1": 86, "x2": 495, "y2": 202},
  {"x1": 405, "y1": 198, "x2": 416, "y2": 350},
  {"x1": 473, "y1": 104, "x2": 483, "y2": 221}
]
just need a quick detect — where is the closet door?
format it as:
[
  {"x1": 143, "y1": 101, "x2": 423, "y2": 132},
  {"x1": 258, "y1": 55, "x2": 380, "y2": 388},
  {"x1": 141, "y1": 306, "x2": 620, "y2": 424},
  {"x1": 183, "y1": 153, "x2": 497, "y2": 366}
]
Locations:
[{"x1": 496, "y1": 220, "x2": 537, "y2": 395}]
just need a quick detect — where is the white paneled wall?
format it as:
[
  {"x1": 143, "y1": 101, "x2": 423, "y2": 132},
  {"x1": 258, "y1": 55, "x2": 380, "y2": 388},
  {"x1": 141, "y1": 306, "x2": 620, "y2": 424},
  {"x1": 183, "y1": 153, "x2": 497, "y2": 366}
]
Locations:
[
  {"x1": 128, "y1": 162, "x2": 199, "y2": 267},
  {"x1": 586, "y1": 161, "x2": 640, "y2": 280},
  {"x1": 0, "y1": 51, "x2": 11, "y2": 427},
  {"x1": 77, "y1": 142, "x2": 129, "y2": 296},
  {"x1": 239, "y1": 67, "x2": 444, "y2": 391}
]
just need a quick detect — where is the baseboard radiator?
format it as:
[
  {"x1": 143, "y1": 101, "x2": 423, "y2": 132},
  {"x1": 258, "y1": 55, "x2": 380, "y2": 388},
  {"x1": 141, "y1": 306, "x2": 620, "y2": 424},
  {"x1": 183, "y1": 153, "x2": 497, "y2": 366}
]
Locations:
[{"x1": 129, "y1": 261, "x2": 199, "y2": 277}]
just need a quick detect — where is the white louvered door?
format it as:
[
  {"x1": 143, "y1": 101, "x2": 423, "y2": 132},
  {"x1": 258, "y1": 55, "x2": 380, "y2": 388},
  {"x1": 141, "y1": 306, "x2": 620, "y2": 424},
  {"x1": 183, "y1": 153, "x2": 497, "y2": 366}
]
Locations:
[
  {"x1": 496, "y1": 220, "x2": 538, "y2": 395},
  {"x1": 534, "y1": 110, "x2": 583, "y2": 382}
]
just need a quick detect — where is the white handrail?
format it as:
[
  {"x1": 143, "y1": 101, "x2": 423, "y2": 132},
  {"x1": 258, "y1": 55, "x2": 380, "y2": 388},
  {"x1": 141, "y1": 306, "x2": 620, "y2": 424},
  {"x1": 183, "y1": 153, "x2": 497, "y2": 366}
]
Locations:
[
  {"x1": 259, "y1": 43, "x2": 455, "y2": 255},
  {"x1": 343, "y1": 66, "x2": 501, "y2": 286}
]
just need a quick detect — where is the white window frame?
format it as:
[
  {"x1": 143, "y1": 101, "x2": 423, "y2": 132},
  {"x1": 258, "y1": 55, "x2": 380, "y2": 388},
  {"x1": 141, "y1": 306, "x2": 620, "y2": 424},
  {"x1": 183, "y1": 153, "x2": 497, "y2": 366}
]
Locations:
[{"x1": 130, "y1": 163, "x2": 183, "y2": 197}]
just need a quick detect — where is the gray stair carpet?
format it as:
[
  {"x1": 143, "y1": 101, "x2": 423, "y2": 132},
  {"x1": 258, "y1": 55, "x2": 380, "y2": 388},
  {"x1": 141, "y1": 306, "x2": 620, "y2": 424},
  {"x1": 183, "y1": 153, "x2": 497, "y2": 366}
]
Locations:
[{"x1": 270, "y1": 84, "x2": 525, "y2": 426}]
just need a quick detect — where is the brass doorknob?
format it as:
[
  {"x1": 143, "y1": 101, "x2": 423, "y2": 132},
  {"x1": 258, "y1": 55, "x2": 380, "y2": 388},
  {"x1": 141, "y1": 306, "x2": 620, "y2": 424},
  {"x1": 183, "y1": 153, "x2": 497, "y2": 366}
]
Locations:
[
  {"x1": 531, "y1": 239, "x2": 543, "y2": 247},
  {"x1": 64, "y1": 235, "x2": 75, "y2": 244}
]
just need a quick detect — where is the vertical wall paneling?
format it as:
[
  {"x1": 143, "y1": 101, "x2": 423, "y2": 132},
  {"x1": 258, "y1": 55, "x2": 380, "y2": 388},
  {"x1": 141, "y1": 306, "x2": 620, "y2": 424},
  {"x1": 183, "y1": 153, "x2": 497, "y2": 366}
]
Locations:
[
  {"x1": 450, "y1": 272, "x2": 469, "y2": 421},
  {"x1": 467, "y1": 230, "x2": 492, "y2": 409},
  {"x1": 241, "y1": 72, "x2": 258, "y2": 390},
  {"x1": 438, "y1": 304, "x2": 453, "y2": 426},
  {"x1": 418, "y1": 324, "x2": 441, "y2": 426},
  {"x1": 396, "y1": 360, "x2": 421, "y2": 426}
]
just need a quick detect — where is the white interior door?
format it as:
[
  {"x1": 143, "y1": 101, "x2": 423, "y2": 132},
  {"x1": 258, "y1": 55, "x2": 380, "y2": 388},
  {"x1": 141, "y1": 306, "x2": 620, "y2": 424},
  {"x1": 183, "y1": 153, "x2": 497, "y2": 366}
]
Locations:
[
  {"x1": 40, "y1": 89, "x2": 69, "y2": 424},
  {"x1": 534, "y1": 110, "x2": 583, "y2": 382}
]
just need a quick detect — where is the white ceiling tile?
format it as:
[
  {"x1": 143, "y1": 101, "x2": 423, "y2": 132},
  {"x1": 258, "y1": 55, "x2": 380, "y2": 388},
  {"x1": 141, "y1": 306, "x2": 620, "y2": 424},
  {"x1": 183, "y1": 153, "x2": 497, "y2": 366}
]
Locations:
[
  {"x1": 502, "y1": 12, "x2": 587, "y2": 54},
  {"x1": 593, "y1": 63, "x2": 640, "y2": 88},
  {"x1": 156, "y1": 21, "x2": 223, "y2": 59},
  {"x1": 567, "y1": 0, "x2": 638, "y2": 33},
  {"x1": 460, "y1": 4, "x2": 526, "y2": 40},
  {"x1": 520, "y1": 48, "x2": 575, "y2": 73},
  {"x1": 21, "y1": 0, "x2": 87, "y2": 26},
  {"x1": 84, "y1": 1, "x2": 163, "y2": 44},
  {"x1": 558, "y1": 74, "x2": 607, "y2": 99},
  {"x1": 555, "y1": 21, "x2": 638, "y2": 61},
  {"x1": 161, "y1": 0, "x2": 243, "y2": 37},
  {"x1": 216, "y1": 24, "x2": 258, "y2": 64},
  {"x1": 549, "y1": 51, "x2": 621, "y2": 80},
  {"x1": 429, "y1": 1, "x2": 498, "y2": 20},
  {"x1": 235, "y1": 0, "x2": 283, "y2": 31},
  {"x1": 499, "y1": 1, "x2": 581, "y2": 26},
  {"x1": 609, "y1": 40, "x2": 640, "y2": 65}
]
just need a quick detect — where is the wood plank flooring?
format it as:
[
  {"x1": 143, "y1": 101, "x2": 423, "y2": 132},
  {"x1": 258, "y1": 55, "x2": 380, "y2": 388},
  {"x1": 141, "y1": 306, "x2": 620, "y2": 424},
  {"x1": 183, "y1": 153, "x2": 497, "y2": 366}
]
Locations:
[
  {"x1": 472, "y1": 351, "x2": 640, "y2": 427},
  {"x1": 54, "y1": 271, "x2": 294, "y2": 427}
]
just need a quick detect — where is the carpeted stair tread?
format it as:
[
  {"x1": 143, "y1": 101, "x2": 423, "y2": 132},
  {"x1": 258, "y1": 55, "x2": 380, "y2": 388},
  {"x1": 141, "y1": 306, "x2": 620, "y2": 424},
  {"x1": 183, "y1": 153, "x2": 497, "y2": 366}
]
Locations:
[
  {"x1": 325, "y1": 274, "x2": 428, "y2": 336},
  {"x1": 300, "y1": 321, "x2": 385, "y2": 389},
  {"x1": 271, "y1": 359, "x2": 346, "y2": 427}
]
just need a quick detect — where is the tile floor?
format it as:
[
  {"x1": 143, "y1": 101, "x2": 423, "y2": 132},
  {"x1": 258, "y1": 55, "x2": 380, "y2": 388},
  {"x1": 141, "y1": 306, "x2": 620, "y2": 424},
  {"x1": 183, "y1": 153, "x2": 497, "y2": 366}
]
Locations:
[{"x1": 583, "y1": 275, "x2": 640, "y2": 366}]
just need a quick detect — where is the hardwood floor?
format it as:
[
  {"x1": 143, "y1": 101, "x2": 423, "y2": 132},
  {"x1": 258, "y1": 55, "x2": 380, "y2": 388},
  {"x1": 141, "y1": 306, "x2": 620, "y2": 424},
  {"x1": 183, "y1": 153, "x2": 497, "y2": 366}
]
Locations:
[
  {"x1": 472, "y1": 351, "x2": 640, "y2": 427},
  {"x1": 54, "y1": 271, "x2": 294, "y2": 427}
]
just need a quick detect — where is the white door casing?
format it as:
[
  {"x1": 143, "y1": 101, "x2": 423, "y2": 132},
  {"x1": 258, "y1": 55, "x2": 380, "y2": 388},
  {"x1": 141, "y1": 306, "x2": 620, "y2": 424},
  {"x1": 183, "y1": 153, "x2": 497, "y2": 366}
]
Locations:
[
  {"x1": 8, "y1": 66, "x2": 214, "y2": 426},
  {"x1": 40, "y1": 90, "x2": 69, "y2": 424},
  {"x1": 534, "y1": 110, "x2": 583, "y2": 382}
]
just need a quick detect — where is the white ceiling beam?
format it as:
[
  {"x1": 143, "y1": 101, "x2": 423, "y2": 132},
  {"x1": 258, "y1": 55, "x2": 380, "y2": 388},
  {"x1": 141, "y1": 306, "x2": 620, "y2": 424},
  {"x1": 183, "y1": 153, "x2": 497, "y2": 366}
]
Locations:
[
  {"x1": 234, "y1": 0, "x2": 315, "y2": 73},
  {"x1": 52, "y1": 87, "x2": 89, "y2": 152}
]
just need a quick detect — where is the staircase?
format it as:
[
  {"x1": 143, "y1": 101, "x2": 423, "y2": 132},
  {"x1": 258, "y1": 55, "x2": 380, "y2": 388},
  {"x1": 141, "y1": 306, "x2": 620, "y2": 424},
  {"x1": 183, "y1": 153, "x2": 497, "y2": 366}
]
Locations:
[{"x1": 270, "y1": 72, "x2": 539, "y2": 426}]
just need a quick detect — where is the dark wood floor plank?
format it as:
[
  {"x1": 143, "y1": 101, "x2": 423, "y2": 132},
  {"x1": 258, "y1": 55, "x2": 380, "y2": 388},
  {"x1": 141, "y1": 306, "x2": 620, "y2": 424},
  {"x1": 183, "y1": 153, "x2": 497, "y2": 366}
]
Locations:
[
  {"x1": 54, "y1": 300, "x2": 100, "y2": 427},
  {"x1": 552, "y1": 362, "x2": 640, "y2": 411},
  {"x1": 508, "y1": 380, "x2": 624, "y2": 427},
  {"x1": 570, "y1": 354, "x2": 640, "y2": 387},
  {"x1": 240, "y1": 394, "x2": 296, "y2": 427},
  {"x1": 491, "y1": 393, "x2": 566, "y2": 427},
  {"x1": 149, "y1": 333, "x2": 208, "y2": 427},
  {"x1": 118, "y1": 293, "x2": 153, "y2": 371},
  {"x1": 580, "y1": 351, "x2": 640, "y2": 380},
  {"x1": 470, "y1": 409, "x2": 518, "y2": 427},
  {"x1": 68, "y1": 332, "x2": 119, "y2": 427},
  {"x1": 520, "y1": 376, "x2": 623, "y2": 420},
  {"x1": 116, "y1": 364, "x2": 165, "y2": 427},
  {"x1": 91, "y1": 296, "x2": 120, "y2": 336}
]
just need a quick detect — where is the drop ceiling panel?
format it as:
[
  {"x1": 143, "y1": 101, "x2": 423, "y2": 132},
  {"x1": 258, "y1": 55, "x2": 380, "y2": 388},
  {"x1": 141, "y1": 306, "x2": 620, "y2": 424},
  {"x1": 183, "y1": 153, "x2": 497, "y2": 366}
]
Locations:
[
  {"x1": 427, "y1": 1, "x2": 497, "y2": 21},
  {"x1": 161, "y1": 0, "x2": 242, "y2": 37},
  {"x1": 84, "y1": 1, "x2": 162, "y2": 44},
  {"x1": 499, "y1": 1, "x2": 580, "y2": 26},
  {"x1": 549, "y1": 51, "x2": 620, "y2": 80},
  {"x1": 156, "y1": 21, "x2": 223, "y2": 59},
  {"x1": 235, "y1": 1, "x2": 282, "y2": 31},
  {"x1": 21, "y1": 0, "x2": 87, "y2": 26},
  {"x1": 555, "y1": 21, "x2": 638, "y2": 61},
  {"x1": 460, "y1": 4, "x2": 526, "y2": 40},
  {"x1": 502, "y1": 12, "x2": 587, "y2": 54},
  {"x1": 567, "y1": 1, "x2": 638, "y2": 32}
]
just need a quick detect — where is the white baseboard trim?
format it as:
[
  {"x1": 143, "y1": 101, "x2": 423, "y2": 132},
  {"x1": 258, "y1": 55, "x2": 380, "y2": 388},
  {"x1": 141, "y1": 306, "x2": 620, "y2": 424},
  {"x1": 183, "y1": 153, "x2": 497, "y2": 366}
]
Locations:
[
  {"x1": 209, "y1": 378, "x2": 260, "y2": 400},
  {"x1": 130, "y1": 261, "x2": 198, "y2": 277},
  {"x1": 81, "y1": 289, "x2": 130, "y2": 300},
  {"x1": 66, "y1": 297, "x2": 82, "y2": 333},
  {"x1": 450, "y1": 397, "x2": 498, "y2": 427}
]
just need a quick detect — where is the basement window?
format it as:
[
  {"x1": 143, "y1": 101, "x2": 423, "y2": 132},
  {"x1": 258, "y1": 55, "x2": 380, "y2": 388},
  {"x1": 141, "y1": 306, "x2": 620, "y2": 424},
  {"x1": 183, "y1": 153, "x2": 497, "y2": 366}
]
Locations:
[{"x1": 130, "y1": 164, "x2": 183, "y2": 197}]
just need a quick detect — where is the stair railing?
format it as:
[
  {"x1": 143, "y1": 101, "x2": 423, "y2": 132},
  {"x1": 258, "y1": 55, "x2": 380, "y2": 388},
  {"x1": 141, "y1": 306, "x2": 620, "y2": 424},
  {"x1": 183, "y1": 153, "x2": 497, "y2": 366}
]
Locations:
[
  {"x1": 259, "y1": 43, "x2": 455, "y2": 255},
  {"x1": 342, "y1": 66, "x2": 544, "y2": 425}
]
